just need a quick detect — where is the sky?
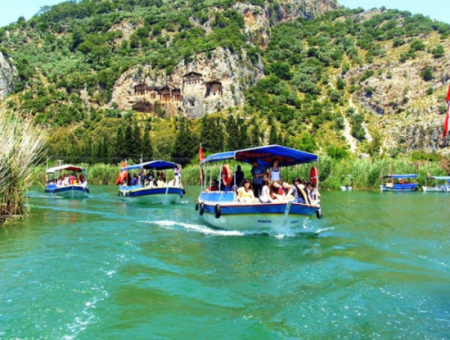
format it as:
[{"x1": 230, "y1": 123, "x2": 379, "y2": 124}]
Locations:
[{"x1": 0, "y1": 0, "x2": 449, "y2": 28}]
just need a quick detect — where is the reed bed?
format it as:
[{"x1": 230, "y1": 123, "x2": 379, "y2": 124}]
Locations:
[
  {"x1": 0, "y1": 110, "x2": 46, "y2": 218},
  {"x1": 33, "y1": 157, "x2": 448, "y2": 190},
  {"x1": 179, "y1": 157, "x2": 447, "y2": 190}
]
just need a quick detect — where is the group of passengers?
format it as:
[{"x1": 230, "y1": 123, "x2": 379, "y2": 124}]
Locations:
[
  {"x1": 206, "y1": 158, "x2": 320, "y2": 206},
  {"x1": 121, "y1": 165, "x2": 182, "y2": 188},
  {"x1": 53, "y1": 173, "x2": 86, "y2": 187}
]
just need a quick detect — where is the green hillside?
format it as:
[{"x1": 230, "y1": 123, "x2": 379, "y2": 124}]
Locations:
[{"x1": 1, "y1": 0, "x2": 449, "y2": 164}]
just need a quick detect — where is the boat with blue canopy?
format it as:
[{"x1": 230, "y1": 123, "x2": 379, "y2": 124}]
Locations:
[
  {"x1": 423, "y1": 176, "x2": 450, "y2": 192},
  {"x1": 196, "y1": 145, "x2": 322, "y2": 233},
  {"x1": 45, "y1": 165, "x2": 89, "y2": 198},
  {"x1": 117, "y1": 160, "x2": 185, "y2": 204},
  {"x1": 380, "y1": 174, "x2": 418, "y2": 192}
]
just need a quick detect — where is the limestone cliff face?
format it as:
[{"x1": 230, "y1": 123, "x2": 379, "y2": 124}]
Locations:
[
  {"x1": 111, "y1": 48, "x2": 264, "y2": 118},
  {"x1": 343, "y1": 36, "x2": 450, "y2": 153},
  {"x1": 234, "y1": 0, "x2": 340, "y2": 48},
  {"x1": 0, "y1": 52, "x2": 16, "y2": 100}
]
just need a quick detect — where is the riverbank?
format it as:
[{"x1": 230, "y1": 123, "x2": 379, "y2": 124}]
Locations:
[{"x1": 34, "y1": 157, "x2": 449, "y2": 191}]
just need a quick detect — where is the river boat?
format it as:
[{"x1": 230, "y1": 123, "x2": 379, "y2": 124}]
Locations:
[
  {"x1": 423, "y1": 176, "x2": 450, "y2": 192},
  {"x1": 45, "y1": 165, "x2": 89, "y2": 198},
  {"x1": 380, "y1": 174, "x2": 418, "y2": 192},
  {"x1": 196, "y1": 145, "x2": 322, "y2": 232},
  {"x1": 340, "y1": 175, "x2": 353, "y2": 191},
  {"x1": 117, "y1": 160, "x2": 185, "y2": 204}
]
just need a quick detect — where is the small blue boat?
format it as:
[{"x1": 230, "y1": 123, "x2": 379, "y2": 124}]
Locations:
[
  {"x1": 380, "y1": 174, "x2": 418, "y2": 192},
  {"x1": 45, "y1": 165, "x2": 89, "y2": 198},
  {"x1": 118, "y1": 160, "x2": 185, "y2": 204},
  {"x1": 196, "y1": 145, "x2": 321, "y2": 233}
]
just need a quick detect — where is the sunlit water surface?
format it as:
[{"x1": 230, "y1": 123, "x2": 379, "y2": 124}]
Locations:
[{"x1": 0, "y1": 186, "x2": 449, "y2": 339}]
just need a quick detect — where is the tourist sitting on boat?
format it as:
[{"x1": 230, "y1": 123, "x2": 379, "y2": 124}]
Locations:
[
  {"x1": 260, "y1": 178, "x2": 272, "y2": 203},
  {"x1": 293, "y1": 177, "x2": 311, "y2": 205},
  {"x1": 269, "y1": 158, "x2": 282, "y2": 182},
  {"x1": 62, "y1": 174, "x2": 70, "y2": 186},
  {"x1": 174, "y1": 165, "x2": 181, "y2": 186},
  {"x1": 237, "y1": 179, "x2": 259, "y2": 204},
  {"x1": 281, "y1": 181, "x2": 298, "y2": 202},
  {"x1": 206, "y1": 179, "x2": 220, "y2": 192},
  {"x1": 56, "y1": 176, "x2": 63, "y2": 186},
  {"x1": 269, "y1": 181, "x2": 285, "y2": 202},
  {"x1": 309, "y1": 182, "x2": 320, "y2": 204},
  {"x1": 234, "y1": 165, "x2": 244, "y2": 187},
  {"x1": 251, "y1": 158, "x2": 267, "y2": 198}
]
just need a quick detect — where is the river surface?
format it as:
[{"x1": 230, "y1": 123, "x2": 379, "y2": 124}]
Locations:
[{"x1": 0, "y1": 186, "x2": 449, "y2": 339}]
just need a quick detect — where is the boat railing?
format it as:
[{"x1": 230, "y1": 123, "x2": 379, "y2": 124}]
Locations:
[{"x1": 200, "y1": 191, "x2": 236, "y2": 203}]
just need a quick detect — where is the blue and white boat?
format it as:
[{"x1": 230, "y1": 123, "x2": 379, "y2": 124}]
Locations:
[
  {"x1": 45, "y1": 165, "x2": 89, "y2": 198},
  {"x1": 196, "y1": 145, "x2": 321, "y2": 233},
  {"x1": 118, "y1": 160, "x2": 185, "y2": 204},
  {"x1": 423, "y1": 176, "x2": 450, "y2": 192},
  {"x1": 380, "y1": 174, "x2": 418, "y2": 192}
]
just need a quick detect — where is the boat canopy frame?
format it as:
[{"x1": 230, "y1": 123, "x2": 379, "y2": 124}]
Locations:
[
  {"x1": 121, "y1": 160, "x2": 179, "y2": 171},
  {"x1": 383, "y1": 174, "x2": 418, "y2": 179},
  {"x1": 46, "y1": 165, "x2": 87, "y2": 174},
  {"x1": 201, "y1": 145, "x2": 319, "y2": 167},
  {"x1": 200, "y1": 145, "x2": 319, "y2": 192}
]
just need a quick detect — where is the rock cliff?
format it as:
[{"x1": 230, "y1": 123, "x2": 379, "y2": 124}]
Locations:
[
  {"x1": 344, "y1": 33, "x2": 450, "y2": 153},
  {"x1": 0, "y1": 52, "x2": 16, "y2": 100},
  {"x1": 112, "y1": 48, "x2": 264, "y2": 118}
]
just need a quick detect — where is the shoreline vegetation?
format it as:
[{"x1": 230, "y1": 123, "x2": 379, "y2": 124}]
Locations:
[
  {"x1": 35, "y1": 156, "x2": 449, "y2": 191},
  {"x1": 0, "y1": 110, "x2": 46, "y2": 220}
]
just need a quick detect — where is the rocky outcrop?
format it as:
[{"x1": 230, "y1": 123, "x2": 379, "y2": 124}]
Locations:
[
  {"x1": 344, "y1": 39, "x2": 450, "y2": 153},
  {"x1": 111, "y1": 48, "x2": 264, "y2": 118},
  {"x1": 0, "y1": 52, "x2": 16, "y2": 99},
  {"x1": 234, "y1": 0, "x2": 340, "y2": 47}
]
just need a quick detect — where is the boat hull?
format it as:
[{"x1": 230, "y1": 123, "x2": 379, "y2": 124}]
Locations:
[
  {"x1": 118, "y1": 186, "x2": 185, "y2": 204},
  {"x1": 45, "y1": 185, "x2": 89, "y2": 198},
  {"x1": 380, "y1": 185, "x2": 418, "y2": 192},
  {"x1": 340, "y1": 186, "x2": 352, "y2": 191},
  {"x1": 199, "y1": 201, "x2": 320, "y2": 232},
  {"x1": 423, "y1": 186, "x2": 450, "y2": 192}
]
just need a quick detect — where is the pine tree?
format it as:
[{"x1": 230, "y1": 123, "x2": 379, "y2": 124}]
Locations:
[
  {"x1": 225, "y1": 115, "x2": 239, "y2": 151},
  {"x1": 141, "y1": 124, "x2": 152, "y2": 161},
  {"x1": 268, "y1": 118, "x2": 279, "y2": 145},
  {"x1": 124, "y1": 124, "x2": 133, "y2": 159},
  {"x1": 116, "y1": 126, "x2": 125, "y2": 161}
]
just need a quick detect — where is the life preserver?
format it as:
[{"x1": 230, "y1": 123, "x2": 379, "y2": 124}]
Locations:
[
  {"x1": 215, "y1": 204, "x2": 221, "y2": 219},
  {"x1": 221, "y1": 164, "x2": 232, "y2": 187},
  {"x1": 199, "y1": 203, "x2": 205, "y2": 215}
]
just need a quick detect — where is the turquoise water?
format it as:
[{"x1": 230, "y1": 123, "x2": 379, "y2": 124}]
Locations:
[{"x1": 1, "y1": 186, "x2": 449, "y2": 339}]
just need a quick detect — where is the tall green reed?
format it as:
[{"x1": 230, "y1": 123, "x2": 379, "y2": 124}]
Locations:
[{"x1": 0, "y1": 111, "x2": 46, "y2": 218}]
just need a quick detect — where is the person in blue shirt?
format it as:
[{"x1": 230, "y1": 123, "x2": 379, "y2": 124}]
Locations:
[
  {"x1": 250, "y1": 158, "x2": 267, "y2": 198},
  {"x1": 131, "y1": 173, "x2": 138, "y2": 186}
]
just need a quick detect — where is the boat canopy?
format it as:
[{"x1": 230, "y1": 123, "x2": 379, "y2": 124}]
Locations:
[
  {"x1": 429, "y1": 176, "x2": 450, "y2": 181},
  {"x1": 46, "y1": 165, "x2": 86, "y2": 173},
  {"x1": 201, "y1": 145, "x2": 318, "y2": 167},
  {"x1": 383, "y1": 174, "x2": 418, "y2": 179},
  {"x1": 121, "y1": 160, "x2": 178, "y2": 171}
]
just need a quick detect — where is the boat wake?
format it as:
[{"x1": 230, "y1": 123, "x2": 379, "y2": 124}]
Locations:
[
  {"x1": 140, "y1": 220, "x2": 333, "y2": 238},
  {"x1": 140, "y1": 220, "x2": 245, "y2": 236}
]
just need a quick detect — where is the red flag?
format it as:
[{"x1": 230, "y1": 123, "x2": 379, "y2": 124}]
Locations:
[
  {"x1": 443, "y1": 105, "x2": 450, "y2": 138},
  {"x1": 198, "y1": 146, "x2": 205, "y2": 162},
  {"x1": 116, "y1": 160, "x2": 127, "y2": 185},
  {"x1": 446, "y1": 82, "x2": 450, "y2": 103}
]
